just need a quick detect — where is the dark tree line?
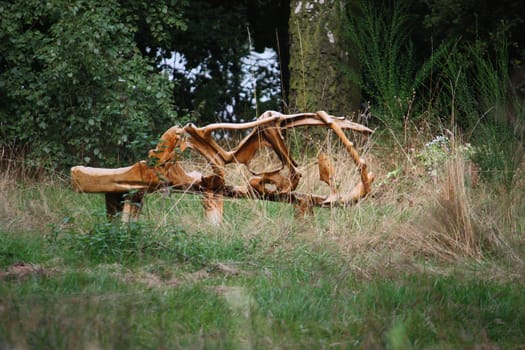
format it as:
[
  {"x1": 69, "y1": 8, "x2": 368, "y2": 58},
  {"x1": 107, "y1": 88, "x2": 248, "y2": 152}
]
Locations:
[{"x1": 1, "y1": 0, "x2": 524, "y2": 168}]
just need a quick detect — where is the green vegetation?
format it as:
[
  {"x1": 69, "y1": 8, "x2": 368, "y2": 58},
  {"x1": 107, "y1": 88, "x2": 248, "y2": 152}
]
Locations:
[
  {"x1": 2, "y1": 232, "x2": 525, "y2": 349},
  {"x1": 2, "y1": 216, "x2": 525, "y2": 349},
  {"x1": 0, "y1": 0, "x2": 186, "y2": 167},
  {"x1": 1, "y1": 141, "x2": 524, "y2": 348},
  {"x1": 343, "y1": 0, "x2": 524, "y2": 194}
]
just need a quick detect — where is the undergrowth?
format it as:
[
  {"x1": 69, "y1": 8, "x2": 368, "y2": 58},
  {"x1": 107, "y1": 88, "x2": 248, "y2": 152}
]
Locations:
[{"x1": 2, "y1": 142, "x2": 525, "y2": 349}]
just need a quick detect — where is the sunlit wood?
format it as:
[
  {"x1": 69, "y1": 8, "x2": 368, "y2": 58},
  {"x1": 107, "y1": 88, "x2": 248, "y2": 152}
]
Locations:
[{"x1": 71, "y1": 111, "x2": 374, "y2": 224}]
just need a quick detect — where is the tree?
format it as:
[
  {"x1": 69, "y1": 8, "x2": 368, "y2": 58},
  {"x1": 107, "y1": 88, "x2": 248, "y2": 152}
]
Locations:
[
  {"x1": 167, "y1": 0, "x2": 286, "y2": 124},
  {"x1": 287, "y1": 0, "x2": 360, "y2": 115},
  {"x1": 0, "y1": 0, "x2": 186, "y2": 167}
]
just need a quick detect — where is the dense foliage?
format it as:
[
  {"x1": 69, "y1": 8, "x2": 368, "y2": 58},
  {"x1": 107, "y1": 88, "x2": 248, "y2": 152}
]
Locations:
[
  {"x1": 1, "y1": 0, "x2": 523, "y2": 169},
  {"x1": 0, "y1": 0, "x2": 186, "y2": 167}
]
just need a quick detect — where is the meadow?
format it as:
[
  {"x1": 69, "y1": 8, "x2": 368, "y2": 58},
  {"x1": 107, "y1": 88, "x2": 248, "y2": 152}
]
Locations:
[{"x1": 1, "y1": 128, "x2": 524, "y2": 349}]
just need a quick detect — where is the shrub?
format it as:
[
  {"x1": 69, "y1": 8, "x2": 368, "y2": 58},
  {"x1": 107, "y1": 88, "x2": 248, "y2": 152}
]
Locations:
[{"x1": 0, "y1": 0, "x2": 183, "y2": 168}]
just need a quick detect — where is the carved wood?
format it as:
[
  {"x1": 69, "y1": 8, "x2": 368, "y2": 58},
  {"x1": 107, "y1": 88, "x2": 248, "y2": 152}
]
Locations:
[{"x1": 71, "y1": 111, "x2": 374, "y2": 224}]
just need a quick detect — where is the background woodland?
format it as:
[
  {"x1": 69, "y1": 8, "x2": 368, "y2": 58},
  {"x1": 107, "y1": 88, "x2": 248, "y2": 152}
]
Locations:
[{"x1": 1, "y1": 0, "x2": 524, "y2": 170}]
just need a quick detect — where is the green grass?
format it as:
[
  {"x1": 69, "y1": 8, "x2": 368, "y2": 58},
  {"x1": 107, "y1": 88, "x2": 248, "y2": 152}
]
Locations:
[
  {"x1": 1, "y1": 212, "x2": 524, "y2": 348},
  {"x1": 1, "y1": 272, "x2": 235, "y2": 349},
  {"x1": 247, "y1": 271, "x2": 525, "y2": 348},
  {"x1": 1, "y1": 139, "x2": 524, "y2": 348}
]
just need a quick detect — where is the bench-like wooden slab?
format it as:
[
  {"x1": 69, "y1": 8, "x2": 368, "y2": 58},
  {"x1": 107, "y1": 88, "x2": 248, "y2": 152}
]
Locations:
[{"x1": 71, "y1": 111, "x2": 374, "y2": 224}]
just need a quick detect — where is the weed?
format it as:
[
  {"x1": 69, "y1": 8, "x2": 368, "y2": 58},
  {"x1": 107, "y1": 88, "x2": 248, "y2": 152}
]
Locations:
[
  {"x1": 437, "y1": 37, "x2": 525, "y2": 190},
  {"x1": 343, "y1": 0, "x2": 449, "y2": 127},
  {"x1": 57, "y1": 220, "x2": 156, "y2": 263}
]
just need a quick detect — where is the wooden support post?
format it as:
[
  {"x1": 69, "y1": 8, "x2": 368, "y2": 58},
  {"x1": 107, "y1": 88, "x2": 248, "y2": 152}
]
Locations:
[
  {"x1": 202, "y1": 191, "x2": 224, "y2": 226},
  {"x1": 105, "y1": 193, "x2": 125, "y2": 220},
  {"x1": 105, "y1": 192, "x2": 143, "y2": 222},
  {"x1": 122, "y1": 192, "x2": 144, "y2": 222}
]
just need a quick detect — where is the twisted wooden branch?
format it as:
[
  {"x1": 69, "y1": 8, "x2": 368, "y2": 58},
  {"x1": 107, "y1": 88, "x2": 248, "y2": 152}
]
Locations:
[{"x1": 71, "y1": 111, "x2": 374, "y2": 223}]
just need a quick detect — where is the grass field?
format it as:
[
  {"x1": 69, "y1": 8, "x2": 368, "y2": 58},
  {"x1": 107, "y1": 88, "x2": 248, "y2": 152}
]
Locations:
[{"x1": 1, "y1": 136, "x2": 524, "y2": 349}]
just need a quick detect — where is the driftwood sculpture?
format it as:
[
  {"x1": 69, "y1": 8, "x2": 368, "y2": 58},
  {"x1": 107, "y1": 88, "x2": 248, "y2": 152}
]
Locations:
[{"x1": 71, "y1": 111, "x2": 374, "y2": 224}]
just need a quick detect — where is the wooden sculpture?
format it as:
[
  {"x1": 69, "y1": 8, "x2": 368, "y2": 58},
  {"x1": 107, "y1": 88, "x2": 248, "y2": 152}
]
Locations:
[{"x1": 71, "y1": 110, "x2": 374, "y2": 224}]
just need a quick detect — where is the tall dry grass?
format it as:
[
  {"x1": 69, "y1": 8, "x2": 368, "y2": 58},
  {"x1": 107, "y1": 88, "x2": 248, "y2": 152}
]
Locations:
[
  {"x1": 0, "y1": 148, "x2": 101, "y2": 234},
  {"x1": 207, "y1": 127, "x2": 520, "y2": 272},
  {"x1": 359, "y1": 133, "x2": 523, "y2": 268},
  {"x1": 2, "y1": 128, "x2": 524, "y2": 274},
  {"x1": 253, "y1": 127, "x2": 525, "y2": 272}
]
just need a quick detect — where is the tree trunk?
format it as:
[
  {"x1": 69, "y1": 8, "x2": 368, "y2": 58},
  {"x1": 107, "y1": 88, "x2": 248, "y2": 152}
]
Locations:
[{"x1": 288, "y1": 0, "x2": 360, "y2": 116}]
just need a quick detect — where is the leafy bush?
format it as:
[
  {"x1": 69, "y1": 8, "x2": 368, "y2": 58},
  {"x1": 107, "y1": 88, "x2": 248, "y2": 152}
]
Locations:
[{"x1": 0, "y1": 0, "x2": 185, "y2": 168}]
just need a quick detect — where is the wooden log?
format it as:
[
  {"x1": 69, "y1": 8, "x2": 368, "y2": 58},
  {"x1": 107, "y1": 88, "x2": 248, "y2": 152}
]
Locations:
[{"x1": 70, "y1": 111, "x2": 375, "y2": 224}]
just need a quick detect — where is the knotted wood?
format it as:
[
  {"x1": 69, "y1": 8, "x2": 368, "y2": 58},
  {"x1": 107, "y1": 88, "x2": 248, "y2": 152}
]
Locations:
[{"x1": 71, "y1": 111, "x2": 374, "y2": 224}]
